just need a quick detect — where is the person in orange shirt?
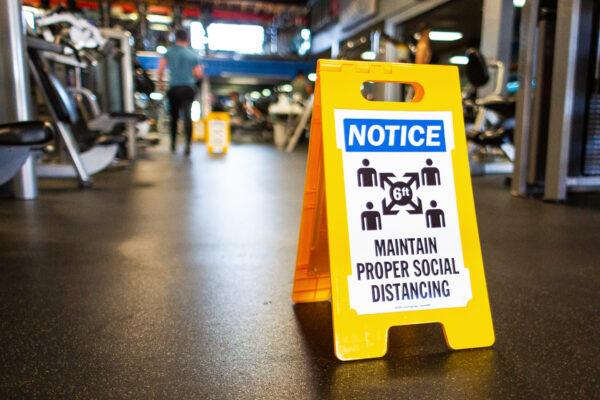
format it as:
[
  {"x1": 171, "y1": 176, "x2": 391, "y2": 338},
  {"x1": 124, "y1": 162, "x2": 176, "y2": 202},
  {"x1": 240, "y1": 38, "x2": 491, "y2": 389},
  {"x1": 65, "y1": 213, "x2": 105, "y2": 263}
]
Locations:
[{"x1": 415, "y1": 25, "x2": 432, "y2": 65}]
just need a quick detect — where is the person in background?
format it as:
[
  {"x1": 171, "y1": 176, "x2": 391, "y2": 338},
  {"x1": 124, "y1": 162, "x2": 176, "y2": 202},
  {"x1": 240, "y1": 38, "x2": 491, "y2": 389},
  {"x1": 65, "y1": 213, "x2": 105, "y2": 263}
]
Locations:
[
  {"x1": 158, "y1": 29, "x2": 203, "y2": 156},
  {"x1": 291, "y1": 71, "x2": 311, "y2": 101},
  {"x1": 229, "y1": 92, "x2": 248, "y2": 122},
  {"x1": 415, "y1": 24, "x2": 432, "y2": 65},
  {"x1": 229, "y1": 92, "x2": 263, "y2": 125}
]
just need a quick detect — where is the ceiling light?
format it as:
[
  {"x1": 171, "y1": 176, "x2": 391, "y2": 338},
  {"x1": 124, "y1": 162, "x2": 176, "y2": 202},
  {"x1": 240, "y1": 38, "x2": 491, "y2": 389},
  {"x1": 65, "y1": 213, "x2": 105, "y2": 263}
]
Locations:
[
  {"x1": 146, "y1": 14, "x2": 172, "y2": 24},
  {"x1": 513, "y1": 0, "x2": 526, "y2": 7},
  {"x1": 308, "y1": 73, "x2": 317, "y2": 82},
  {"x1": 300, "y1": 28, "x2": 310, "y2": 41},
  {"x1": 299, "y1": 41, "x2": 311, "y2": 56},
  {"x1": 150, "y1": 24, "x2": 169, "y2": 32},
  {"x1": 449, "y1": 55, "x2": 469, "y2": 65},
  {"x1": 429, "y1": 31, "x2": 463, "y2": 41},
  {"x1": 361, "y1": 51, "x2": 377, "y2": 61}
]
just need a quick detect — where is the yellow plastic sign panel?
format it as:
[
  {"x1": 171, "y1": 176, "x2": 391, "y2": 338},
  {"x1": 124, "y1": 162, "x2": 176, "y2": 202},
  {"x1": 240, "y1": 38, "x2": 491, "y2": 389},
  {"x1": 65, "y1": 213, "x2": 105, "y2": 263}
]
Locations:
[
  {"x1": 206, "y1": 112, "x2": 230, "y2": 154},
  {"x1": 292, "y1": 60, "x2": 494, "y2": 361}
]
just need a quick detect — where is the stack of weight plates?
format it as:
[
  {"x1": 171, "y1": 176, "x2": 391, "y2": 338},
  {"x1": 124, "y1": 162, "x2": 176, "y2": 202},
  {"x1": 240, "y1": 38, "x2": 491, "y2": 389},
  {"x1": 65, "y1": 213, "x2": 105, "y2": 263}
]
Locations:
[{"x1": 583, "y1": 93, "x2": 600, "y2": 175}]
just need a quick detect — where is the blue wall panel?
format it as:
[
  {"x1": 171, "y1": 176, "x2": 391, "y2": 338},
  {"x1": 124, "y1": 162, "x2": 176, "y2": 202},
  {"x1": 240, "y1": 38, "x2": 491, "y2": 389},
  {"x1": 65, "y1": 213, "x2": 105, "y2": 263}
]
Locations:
[{"x1": 137, "y1": 53, "x2": 315, "y2": 80}]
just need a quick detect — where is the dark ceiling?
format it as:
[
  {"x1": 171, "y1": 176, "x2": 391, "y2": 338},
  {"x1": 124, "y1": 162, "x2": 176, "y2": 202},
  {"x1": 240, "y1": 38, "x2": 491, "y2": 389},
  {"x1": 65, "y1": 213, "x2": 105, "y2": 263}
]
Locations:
[
  {"x1": 184, "y1": 0, "x2": 308, "y2": 4},
  {"x1": 401, "y1": 0, "x2": 484, "y2": 61},
  {"x1": 259, "y1": 0, "x2": 307, "y2": 3}
]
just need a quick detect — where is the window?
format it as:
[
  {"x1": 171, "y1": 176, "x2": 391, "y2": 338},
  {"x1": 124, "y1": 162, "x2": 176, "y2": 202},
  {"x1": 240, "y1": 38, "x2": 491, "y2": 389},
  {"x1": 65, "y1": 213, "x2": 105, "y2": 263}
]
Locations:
[
  {"x1": 207, "y1": 23, "x2": 264, "y2": 54},
  {"x1": 190, "y1": 21, "x2": 207, "y2": 50}
]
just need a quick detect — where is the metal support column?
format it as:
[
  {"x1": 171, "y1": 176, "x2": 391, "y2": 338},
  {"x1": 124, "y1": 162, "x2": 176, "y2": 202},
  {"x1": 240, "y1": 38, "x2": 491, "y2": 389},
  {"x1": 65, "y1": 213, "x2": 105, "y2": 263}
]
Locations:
[
  {"x1": 120, "y1": 31, "x2": 137, "y2": 160},
  {"x1": 544, "y1": 0, "x2": 583, "y2": 201},
  {"x1": 511, "y1": 0, "x2": 539, "y2": 196},
  {"x1": 136, "y1": 0, "x2": 148, "y2": 51},
  {"x1": 479, "y1": 0, "x2": 514, "y2": 96},
  {"x1": 99, "y1": 0, "x2": 112, "y2": 28},
  {"x1": 0, "y1": 0, "x2": 37, "y2": 199},
  {"x1": 201, "y1": 77, "x2": 212, "y2": 119},
  {"x1": 369, "y1": 29, "x2": 400, "y2": 102},
  {"x1": 173, "y1": 3, "x2": 183, "y2": 30}
]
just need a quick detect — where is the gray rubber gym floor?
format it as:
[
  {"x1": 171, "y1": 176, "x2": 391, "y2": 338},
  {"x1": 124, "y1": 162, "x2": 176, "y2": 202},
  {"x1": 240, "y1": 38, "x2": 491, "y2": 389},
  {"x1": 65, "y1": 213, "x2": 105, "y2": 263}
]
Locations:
[{"x1": 1, "y1": 143, "x2": 599, "y2": 399}]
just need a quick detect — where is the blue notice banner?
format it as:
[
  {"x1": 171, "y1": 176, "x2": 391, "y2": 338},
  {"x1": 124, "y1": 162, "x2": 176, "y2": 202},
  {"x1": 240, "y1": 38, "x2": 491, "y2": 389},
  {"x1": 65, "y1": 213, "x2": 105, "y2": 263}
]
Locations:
[{"x1": 343, "y1": 118, "x2": 446, "y2": 152}]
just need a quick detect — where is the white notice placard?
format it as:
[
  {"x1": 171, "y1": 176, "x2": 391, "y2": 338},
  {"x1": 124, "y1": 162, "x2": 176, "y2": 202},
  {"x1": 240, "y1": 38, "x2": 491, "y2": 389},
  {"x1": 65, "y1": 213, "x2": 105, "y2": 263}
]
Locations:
[
  {"x1": 209, "y1": 120, "x2": 227, "y2": 151},
  {"x1": 334, "y1": 109, "x2": 473, "y2": 315}
]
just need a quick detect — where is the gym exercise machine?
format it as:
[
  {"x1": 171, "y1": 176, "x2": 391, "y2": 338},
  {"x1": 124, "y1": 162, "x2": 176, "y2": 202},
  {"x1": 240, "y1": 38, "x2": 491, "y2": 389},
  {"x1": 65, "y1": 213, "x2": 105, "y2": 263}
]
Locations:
[
  {"x1": 28, "y1": 37, "x2": 125, "y2": 187},
  {"x1": 35, "y1": 7, "x2": 144, "y2": 160},
  {"x1": 512, "y1": 0, "x2": 600, "y2": 201},
  {"x1": 36, "y1": 8, "x2": 109, "y2": 53},
  {"x1": 27, "y1": 6, "x2": 156, "y2": 185},
  {"x1": 464, "y1": 48, "x2": 515, "y2": 175},
  {"x1": 99, "y1": 28, "x2": 140, "y2": 158}
]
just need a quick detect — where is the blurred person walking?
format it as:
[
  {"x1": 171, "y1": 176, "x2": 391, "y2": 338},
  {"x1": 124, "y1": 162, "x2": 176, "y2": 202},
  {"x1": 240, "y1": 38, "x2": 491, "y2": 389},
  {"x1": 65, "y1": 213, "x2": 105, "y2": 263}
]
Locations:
[
  {"x1": 291, "y1": 71, "x2": 311, "y2": 101},
  {"x1": 158, "y1": 29, "x2": 203, "y2": 156}
]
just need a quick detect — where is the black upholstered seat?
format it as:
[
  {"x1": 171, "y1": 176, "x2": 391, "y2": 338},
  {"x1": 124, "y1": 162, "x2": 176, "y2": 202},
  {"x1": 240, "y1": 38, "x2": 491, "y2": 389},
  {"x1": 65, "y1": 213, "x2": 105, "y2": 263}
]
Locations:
[
  {"x1": 0, "y1": 121, "x2": 53, "y2": 146},
  {"x1": 109, "y1": 112, "x2": 147, "y2": 121},
  {"x1": 476, "y1": 98, "x2": 516, "y2": 117}
]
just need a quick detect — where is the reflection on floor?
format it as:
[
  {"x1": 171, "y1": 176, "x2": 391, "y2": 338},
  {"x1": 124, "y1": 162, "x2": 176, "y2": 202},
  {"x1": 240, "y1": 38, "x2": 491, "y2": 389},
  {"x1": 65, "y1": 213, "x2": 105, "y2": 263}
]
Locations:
[{"x1": 0, "y1": 143, "x2": 599, "y2": 398}]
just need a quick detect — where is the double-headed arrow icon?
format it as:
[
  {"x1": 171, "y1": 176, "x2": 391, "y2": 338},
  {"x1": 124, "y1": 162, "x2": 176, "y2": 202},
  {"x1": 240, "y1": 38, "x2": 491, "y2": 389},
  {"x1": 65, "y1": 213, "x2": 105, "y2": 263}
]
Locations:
[
  {"x1": 403, "y1": 172, "x2": 420, "y2": 189},
  {"x1": 380, "y1": 172, "x2": 420, "y2": 189},
  {"x1": 406, "y1": 197, "x2": 423, "y2": 214},
  {"x1": 379, "y1": 172, "x2": 396, "y2": 189},
  {"x1": 382, "y1": 198, "x2": 399, "y2": 215}
]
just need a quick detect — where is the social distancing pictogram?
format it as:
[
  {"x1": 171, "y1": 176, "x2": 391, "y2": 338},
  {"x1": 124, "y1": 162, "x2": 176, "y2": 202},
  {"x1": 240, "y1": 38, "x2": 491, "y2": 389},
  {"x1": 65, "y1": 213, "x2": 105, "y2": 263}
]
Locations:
[
  {"x1": 357, "y1": 157, "x2": 446, "y2": 231},
  {"x1": 292, "y1": 60, "x2": 494, "y2": 361}
]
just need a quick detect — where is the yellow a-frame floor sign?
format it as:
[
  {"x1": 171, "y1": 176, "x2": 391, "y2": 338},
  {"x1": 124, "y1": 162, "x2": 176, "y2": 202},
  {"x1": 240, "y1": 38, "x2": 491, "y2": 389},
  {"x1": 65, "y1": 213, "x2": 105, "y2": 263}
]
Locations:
[
  {"x1": 292, "y1": 59, "x2": 494, "y2": 361},
  {"x1": 206, "y1": 112, "x2": 230, "y2": 155}
]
